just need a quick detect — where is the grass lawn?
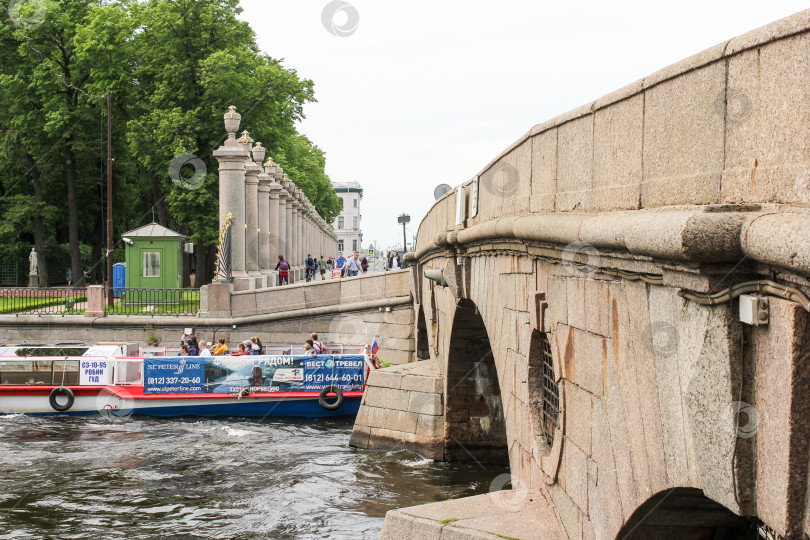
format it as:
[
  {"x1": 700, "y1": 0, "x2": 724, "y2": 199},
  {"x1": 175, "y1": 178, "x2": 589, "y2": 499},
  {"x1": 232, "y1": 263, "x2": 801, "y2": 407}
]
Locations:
[
  {"x1": 105, "y1": 290, "x2": 200, "y2": 315},
  {"x1": 0, "y1": 295, "x2": 87, "y2": 315}
]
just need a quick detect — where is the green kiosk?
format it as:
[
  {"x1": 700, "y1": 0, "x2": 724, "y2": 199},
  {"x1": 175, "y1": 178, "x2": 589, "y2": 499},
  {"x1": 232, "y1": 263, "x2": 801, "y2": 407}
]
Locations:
[{"x1": 121, "y1": 223, "x2": 187, "y2": 306}]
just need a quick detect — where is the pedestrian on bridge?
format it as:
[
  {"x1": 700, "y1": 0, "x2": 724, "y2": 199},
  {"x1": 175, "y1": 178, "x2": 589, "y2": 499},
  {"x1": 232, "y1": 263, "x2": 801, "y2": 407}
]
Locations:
[
  {"x1": 305, "y1": 254, "x2": 316, "y2": 282},
  {"x1": 335, "y1": 252, "x2": 347, "y2": 276},
  {"x1": 386, "y1": 251, "x2": 401, "y2": 271},
  {"x1": 276, "y1": 255, "x2": 290, "y2": 286},
  {"x1": 344, "y1": 251, "x2": 363, "y2": 277},
  {"x1": 318, "y1": 256, "x2": 327, "y2": 280}
]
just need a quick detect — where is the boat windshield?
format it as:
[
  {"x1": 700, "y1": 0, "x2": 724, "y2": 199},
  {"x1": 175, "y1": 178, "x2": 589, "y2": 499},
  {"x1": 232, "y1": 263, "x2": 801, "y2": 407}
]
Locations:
[
  {"x1": 0, "y1": 346, "x2": 89, "y2": 357},
  {"x1": 0, "y1": 359, "x2": 80, "y2": 385}
]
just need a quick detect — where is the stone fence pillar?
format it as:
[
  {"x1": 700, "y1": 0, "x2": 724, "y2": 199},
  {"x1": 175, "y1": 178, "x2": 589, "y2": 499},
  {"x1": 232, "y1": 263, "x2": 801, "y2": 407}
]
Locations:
[
  {"x1": 297, "y1": 191, "x2": 305, "y2": 272},
  {"x1": 258, "y1": 171, "x2": 271, "y2": 278},
  {"x1": 199, "y1": 282, "x2": 232, "y2": 318},
  {"x1": 274, "y1": 167, "x2": 286, "y2": 265},
  {"x1": 84, "y1": 285, "x2": 105, "y2": 317},
  {"x1": 213, "y1": 106, "x2": 250, "y2": 289},
  {"x1": 285, "y1": 181, "x2": 295, "y2": 277},
  {"x1": 267, "y1": 167, "x2": 281, "y2": 267},
  {"x1": 240, "y1": 132, "x2": 262, "y2": 289}
]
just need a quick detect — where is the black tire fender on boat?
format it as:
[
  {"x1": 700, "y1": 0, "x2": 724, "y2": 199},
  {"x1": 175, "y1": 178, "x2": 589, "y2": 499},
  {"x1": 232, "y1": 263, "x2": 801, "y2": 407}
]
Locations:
[
  {"x1": 318, "y1": 386, "x2": 344, "y2": 411},
  {"x1": 49, "y1": 386, "x2": 75, "y2": 412}
]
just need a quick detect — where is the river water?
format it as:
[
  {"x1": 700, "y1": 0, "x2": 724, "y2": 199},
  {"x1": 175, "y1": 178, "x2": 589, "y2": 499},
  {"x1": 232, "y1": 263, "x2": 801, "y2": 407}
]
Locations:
[{"x1": 0, "y1": 415, "x2": 506, "y2": 539}]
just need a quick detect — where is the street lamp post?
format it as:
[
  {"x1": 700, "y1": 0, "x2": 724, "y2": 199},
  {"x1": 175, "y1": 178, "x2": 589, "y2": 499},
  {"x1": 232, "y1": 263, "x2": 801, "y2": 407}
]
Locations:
[{"x1": 397, "y1": 213, "x2": 410, "y2": 253}]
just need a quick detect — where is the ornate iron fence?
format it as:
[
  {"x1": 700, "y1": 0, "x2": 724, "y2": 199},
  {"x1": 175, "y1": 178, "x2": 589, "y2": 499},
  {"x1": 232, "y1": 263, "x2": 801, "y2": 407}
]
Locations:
[
  {"x1": 214, "y1": 212, "x2": 233, "y2": 284},
  {"x1": 0, "y1": 287, "x2": 199, "y2": 316},
  {"x1": 106, "y1": 288, "x2": 200, "y2": 316},
  {"x1": 0, "y1": 287, "x2": 87, "y2": 315}
]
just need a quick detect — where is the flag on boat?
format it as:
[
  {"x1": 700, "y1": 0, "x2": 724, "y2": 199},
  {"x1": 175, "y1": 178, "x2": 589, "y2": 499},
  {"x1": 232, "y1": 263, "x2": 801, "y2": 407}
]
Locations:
[
  {"x1": 283, "y1": 348, "x2": 291, "y2": 355},
  {"x1": 370, "y1": 339, "x2": 381, "y2": 369}
]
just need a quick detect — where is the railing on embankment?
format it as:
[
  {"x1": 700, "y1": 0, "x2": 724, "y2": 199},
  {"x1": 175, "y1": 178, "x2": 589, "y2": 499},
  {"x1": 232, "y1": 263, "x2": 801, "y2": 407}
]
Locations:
[
  {"x1": 0, "y1": 287, "x2": 199, "y2": 317},
  {"x1": 0, "y1": 271, "x2": 415, "y2": 367},
  {"x1": 106, "y1": 288, "x2": 200, "y2": 316},
  {"x1": 0, "y1": 287, "x2": 88, "y2": 315}
]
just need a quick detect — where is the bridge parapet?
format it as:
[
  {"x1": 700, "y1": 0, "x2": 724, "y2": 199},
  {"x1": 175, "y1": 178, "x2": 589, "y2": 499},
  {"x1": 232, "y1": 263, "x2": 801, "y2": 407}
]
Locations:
[
  {"x1": 414, "y1": 8, "x2": 810, "y2": 279},
  {"x1": 203, "y1": 270, "x2": 410, "y2": 319}
]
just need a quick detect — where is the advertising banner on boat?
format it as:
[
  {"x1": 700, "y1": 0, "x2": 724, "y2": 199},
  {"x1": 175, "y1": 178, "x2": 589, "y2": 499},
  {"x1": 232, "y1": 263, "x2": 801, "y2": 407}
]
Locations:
[
  {"x1": 143, "y1": 355, "x2": 365, "y2": 394},
  {"x1": 143, "y1": 358, "x2": 206, "y2": 394}
]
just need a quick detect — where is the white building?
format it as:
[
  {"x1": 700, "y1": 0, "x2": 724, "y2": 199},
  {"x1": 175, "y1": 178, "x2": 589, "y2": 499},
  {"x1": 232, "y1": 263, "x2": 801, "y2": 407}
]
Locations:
[{"x1": 331, "y1": 181, "x2": 363, "y2": 254}]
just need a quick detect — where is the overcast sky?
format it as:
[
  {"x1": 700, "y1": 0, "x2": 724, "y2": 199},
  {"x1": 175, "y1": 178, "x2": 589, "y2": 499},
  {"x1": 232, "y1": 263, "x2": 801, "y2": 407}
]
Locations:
[{"x1": 238, "y1": 0, "x2": 807, "y2": 251}]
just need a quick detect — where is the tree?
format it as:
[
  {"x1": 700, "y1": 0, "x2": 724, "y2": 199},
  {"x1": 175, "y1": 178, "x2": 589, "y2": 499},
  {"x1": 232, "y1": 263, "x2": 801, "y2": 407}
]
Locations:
[
  {"x1": 0, "y1": 0, "x2": 106, "y2": 285},
  {"x1": 1, "y1": 0, "x2": 342, "y2": 287}
]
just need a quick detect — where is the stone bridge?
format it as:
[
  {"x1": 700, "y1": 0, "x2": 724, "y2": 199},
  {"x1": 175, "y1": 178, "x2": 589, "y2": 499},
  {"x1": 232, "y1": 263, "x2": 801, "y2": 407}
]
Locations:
[{"x1": 353, "y1": 9, "x2": 810, "y2": 540}]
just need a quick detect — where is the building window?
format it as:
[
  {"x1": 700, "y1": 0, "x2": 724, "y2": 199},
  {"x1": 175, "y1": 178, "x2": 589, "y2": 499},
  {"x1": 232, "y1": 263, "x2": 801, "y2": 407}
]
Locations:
[
  {"x1": 352, "y1": 239, "x2": 357, "y2": 251},
  {"x1": 353, "y1": 216, "x2": 358, "y2": 229},
  {"x1": 353, "y1": 198, "x2": 357, "y2": 208},
  {"x1": 338, "y1": 241, "x2": 344, "y2": 252},
  {"x1": 142, "y1": 251, "x2": 160, "y2": 277},
  {"x1": 540, "y1": 332, "x2": 559, "y2": 445},
  {"x1": 338, "y1": 217, "x2": 344, "y2": 229}
]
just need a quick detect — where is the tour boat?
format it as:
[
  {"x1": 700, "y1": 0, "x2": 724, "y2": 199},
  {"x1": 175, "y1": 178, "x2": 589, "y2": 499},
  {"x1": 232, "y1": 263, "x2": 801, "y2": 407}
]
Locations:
[{"x1": 0, "y1": 349, "x2": 371, "y2": 418}]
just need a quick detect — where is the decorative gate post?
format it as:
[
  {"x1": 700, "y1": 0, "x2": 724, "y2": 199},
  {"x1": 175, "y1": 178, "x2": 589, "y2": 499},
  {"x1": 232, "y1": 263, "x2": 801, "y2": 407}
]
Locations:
[
  {"x1": 255, "y1": 145, "x2": 271, "y2": 285},
  {"x1": 240, "y1": 131, "x2": 263, "y2": 289},
  {"x1": 266, "y1": 161, "x2": 282, "y2": 284},
  {"x1": 213, "y1": 106, "x2": 250, "y2": 290}
]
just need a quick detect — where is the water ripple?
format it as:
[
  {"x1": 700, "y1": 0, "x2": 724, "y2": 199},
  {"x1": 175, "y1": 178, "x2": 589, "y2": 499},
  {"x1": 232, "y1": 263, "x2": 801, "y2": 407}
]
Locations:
[{"x1": 0, "y1": 416, "x2": 505, "y2": 539}]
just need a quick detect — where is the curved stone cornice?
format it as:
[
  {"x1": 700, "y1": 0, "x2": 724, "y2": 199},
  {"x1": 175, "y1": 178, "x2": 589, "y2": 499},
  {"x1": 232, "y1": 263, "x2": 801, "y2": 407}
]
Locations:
[{"x1": 416, "y1": 206, "x2": 810, "y2": 276}]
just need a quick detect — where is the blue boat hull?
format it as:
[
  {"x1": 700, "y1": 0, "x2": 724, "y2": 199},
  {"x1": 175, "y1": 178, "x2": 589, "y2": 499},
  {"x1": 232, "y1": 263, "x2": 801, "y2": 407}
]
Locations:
[
  {"x1": 131, "y1": 396, "x2": 363, "y2": 418},
  {"x1": 2, "y1": 392, "x2": 363, "y2": 419}
]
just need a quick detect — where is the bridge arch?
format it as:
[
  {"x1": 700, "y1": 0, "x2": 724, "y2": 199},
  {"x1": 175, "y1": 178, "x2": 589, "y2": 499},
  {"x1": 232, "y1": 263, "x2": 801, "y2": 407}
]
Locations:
[
  {"x1": 416, "y1": 305, "x2": 429, "y2": 360},
  {"x1": 443, "y1": 298, "x2": 508, "y2": 464},
  {"x1": 617, "y1": 488, "x2": 755, "y2": 540}
]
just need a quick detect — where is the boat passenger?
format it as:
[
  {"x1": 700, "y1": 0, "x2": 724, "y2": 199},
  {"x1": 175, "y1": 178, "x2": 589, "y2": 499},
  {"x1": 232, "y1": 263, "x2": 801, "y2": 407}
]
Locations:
[
  {"x1": 309, "y1": 333, "x2": 325, "y2": 354},
  {"x1": 305, "y1": 340, "x2": 320, "y2": 356},
  {"x1": 231, "y1": 343, "x2": 249, "y2": 356},
  {"x1": 250, "y1": 336, "x2": 263, "y2": 355},
  {"x1": 212, "y1": 338, "x2": 228, "y2": 356},
  {"x1": 180, "y1": 343, "x2": 189, "y2": 356},
  {"x1": 185, "y1": 338, "x2": 198, "y2": 356},
  {"x1": 198, "y1": 340, "x2": 212, "y2": 357}
]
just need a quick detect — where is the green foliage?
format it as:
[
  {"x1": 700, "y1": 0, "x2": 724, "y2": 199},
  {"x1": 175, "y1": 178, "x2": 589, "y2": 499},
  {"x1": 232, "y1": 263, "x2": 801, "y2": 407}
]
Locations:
[
  {"x1": 0, "y1": 295, "x2": 87, "y2": 315},
  {"x1": 0, "y1": 0, "x2": 339, "y2": 284}
]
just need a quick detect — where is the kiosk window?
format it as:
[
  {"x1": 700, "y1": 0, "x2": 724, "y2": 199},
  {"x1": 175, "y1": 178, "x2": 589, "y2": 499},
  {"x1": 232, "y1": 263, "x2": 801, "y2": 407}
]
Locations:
[{"x1": 143, "y1": 251, "x2": 160, "y2": 277}]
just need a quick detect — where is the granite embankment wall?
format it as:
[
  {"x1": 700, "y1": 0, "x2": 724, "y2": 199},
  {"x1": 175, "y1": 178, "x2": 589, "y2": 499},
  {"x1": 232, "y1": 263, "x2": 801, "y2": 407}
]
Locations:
[
  {"x1": 0, "y1": 271, "x2": 415, "y2": 363},
  {"x1": 349, "y1": 360, "x2": 445, "y2": 459}
]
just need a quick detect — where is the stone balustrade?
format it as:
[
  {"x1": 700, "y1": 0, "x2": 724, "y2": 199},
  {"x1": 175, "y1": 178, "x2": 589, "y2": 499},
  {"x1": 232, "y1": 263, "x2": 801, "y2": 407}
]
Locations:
[{"x1": 214, "y1": 106, "x2": 338, "y2": 291}]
